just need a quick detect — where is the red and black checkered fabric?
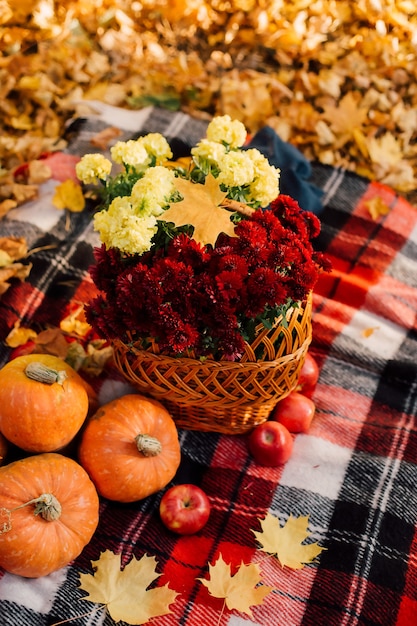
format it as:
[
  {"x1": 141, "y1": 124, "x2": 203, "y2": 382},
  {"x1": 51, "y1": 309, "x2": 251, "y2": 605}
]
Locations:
[{"x1": 0, "y1": 109, "x2": 416, "y2": 626}]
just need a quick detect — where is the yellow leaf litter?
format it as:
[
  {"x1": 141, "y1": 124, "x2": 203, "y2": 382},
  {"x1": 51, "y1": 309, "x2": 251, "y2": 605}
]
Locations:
[{"x1": 1, "y1": 0, "x2": 417, "y2": 211}]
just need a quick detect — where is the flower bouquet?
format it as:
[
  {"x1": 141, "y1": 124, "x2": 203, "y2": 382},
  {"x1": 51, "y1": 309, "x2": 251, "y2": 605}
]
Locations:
[{"x1": 77, "y1": 115, "x2": 330, "y2": 434}]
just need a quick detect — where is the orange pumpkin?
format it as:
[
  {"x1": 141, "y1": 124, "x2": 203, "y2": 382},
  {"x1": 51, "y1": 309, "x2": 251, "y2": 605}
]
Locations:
[
  {"x1": 78, "y1": 394, "x2": 181, "y2": 503},
  {"x1": 0, "y1": 453, "x2": 99, "y2": 578},
  {"x1": 0, "y1": 354, "x2": 89, "y2": 452}
]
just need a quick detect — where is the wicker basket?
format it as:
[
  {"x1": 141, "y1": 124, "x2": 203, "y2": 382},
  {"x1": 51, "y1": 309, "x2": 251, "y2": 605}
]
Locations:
[{"x1": 112, "y1": 293, "x2": 312, "y2": 435}]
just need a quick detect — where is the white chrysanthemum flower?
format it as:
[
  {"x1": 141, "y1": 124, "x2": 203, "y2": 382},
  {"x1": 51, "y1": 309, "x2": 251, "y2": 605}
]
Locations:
[
  {"x1": 191, "y1": 139, "x2": 227, "y2": 166},
  {"x1": 75, "y1": 154, "x2": 112, "y2": 184},
  {"x1": 217, "y1": 151, "x2": 255, "y2": 187},
  {"x1": 110, "y1": 140, "x2": 149, "y2": 168},
  {"x1": 138, "y1": 133, "x2": 173, "y2": 163},
  {"x1": 206, "y1": 115, "x2": 247, "y2": 148},
  {"x1": 93, "y1": 196, "x2": 157, "y2": 254},
  {"x1": 130, "y1": 166, "x2": 176, "y2": 216}
]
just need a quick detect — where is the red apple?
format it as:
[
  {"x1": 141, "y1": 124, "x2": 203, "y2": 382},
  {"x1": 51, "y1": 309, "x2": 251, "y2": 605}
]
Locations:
[
  {"x1": 271, "y1": 391, "x2": 315, "y2": 433},
  {"x1": 248, "y1": 421, "x2": 293, "y2": 467},
  {"x1": 159, "y1": 484, "x2": 211, "y2": 535},
  {"x1": 296, "y1": 352, "x2": 319, "y2": 398}
]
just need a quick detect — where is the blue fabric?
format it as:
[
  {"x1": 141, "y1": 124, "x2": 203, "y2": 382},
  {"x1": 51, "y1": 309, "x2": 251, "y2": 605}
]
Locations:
[{"x1": 247, "y1": 126, "x2": 324, "y2": 214}]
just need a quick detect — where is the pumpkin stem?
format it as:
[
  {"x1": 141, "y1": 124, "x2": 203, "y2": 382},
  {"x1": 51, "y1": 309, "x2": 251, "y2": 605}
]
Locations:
[
  {"x1": 135, "y1": 434, "x2": 162, "y2": 457},
  {"x1": 0, "y1": 493, "x2": 62, "y2": 534},
  {"x1": 25, "y1": 361, "x2": 68, "y2": 386}
]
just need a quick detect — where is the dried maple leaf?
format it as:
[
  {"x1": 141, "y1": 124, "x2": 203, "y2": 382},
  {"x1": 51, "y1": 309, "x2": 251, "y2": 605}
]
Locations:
[
  {"x1": 381, "y1": 162, "x2": 416, "y2": 193},
  {"x1": 364, "y1": 196, "x2": 390, "y2": 220},
  {"x1": 0, "y1": 237, "x2": 32, "y2": 294},
  {"x1": 53, "y1": 179, "x2": 85, "y2": 212},
  {"x1": 253, "y1": 513, "x2": 325, "y2": 570},
  {"x1": 63, "y1": 338, "x2": 113, "y2": 376},
  {"x1": 0, "y1": 262, "x2": 32, "y2": 295},
  {"x1": 367, "y1": 132, "x2": 402, "y2": 168},
  {"x1": 60, "y1": 304, "x2": 91, "y2": 337},
  {"x1": 322, "y1": 92, "x2": 368, "y2": 138},
  {"x1": 79, "y1": 550, "x2": 178, "y2": 625},
  {"x1": 161, "y1": 174, "x2": 236, "y2": 246},
  {"x1": 0, "y1": 236, "x2": 28, "y2": 260},
  {"x1": 33, "y1": 328, "x2": 70, "y2": 359},
  {"x1": 90, "y1": 126, "x2": 122, "y2": 149},
  {"x1": 82, "y1": 342, "x2": 114, "y2": 377},
  {"x1": 0, "y1": 180, "x2": 38, "y2": 206},
  {"x1": 28, "y1": 160, "x2": 52, "y2": 184},
  {"x1": 5, "y1": 323, "x2": 37, "y2": 348},
  {"x1": 198, "y1": 553, "x2": 273, "y2": 618}
]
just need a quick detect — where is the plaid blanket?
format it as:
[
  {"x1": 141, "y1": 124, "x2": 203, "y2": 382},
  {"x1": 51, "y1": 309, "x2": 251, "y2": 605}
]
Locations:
[{"x1": 0, "y1": 107, "x2": 416, "y2": 626}]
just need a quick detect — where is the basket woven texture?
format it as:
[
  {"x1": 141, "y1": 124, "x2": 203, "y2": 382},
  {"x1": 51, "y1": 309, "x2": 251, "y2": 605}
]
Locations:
[{"x1": 112, "y1": 293, "x2": 312, "y2": 434}]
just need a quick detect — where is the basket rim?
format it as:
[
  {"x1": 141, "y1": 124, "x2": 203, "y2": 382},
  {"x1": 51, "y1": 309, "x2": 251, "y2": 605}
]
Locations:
[
  {"x1": 114, "y1": 292, "x2": 313, "y2": 368},
  {"x1": 113, "y1": 335, "x2": 311, "y2": 371}
]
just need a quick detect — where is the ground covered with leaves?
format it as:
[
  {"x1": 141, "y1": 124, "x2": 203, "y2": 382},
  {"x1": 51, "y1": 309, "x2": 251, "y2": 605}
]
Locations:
[{"x1": 1, "y1": 0, "x2": 417, "y2": 203}]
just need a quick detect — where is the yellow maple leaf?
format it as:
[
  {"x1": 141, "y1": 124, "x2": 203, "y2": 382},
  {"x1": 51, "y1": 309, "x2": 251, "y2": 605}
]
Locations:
[
  {"x1": 161, "y1": 174, "x2": 236, "y2": 246},
  {"x1": 322, "y1": 92, "x2": 368, "y2": 136},
  {"x1": 367, "y1": 132, "x2": 402, "y2": 168},
  {"x1": 198, "y1": 553, "x2": 274, "y2": 618},
  {"x1": 28, "y1": 160, "x2": 52, "y2": 184},
  {"x1": 253, "y1": 513, "x2": 325, "y2": 570},
  {"x1": 60, "y1": 304, "x2": 91, "y2": 338},
  {"x1": 5, "y1": 323, "x2": 37, "y2": 348},
  {"x1": 53, "y1": 179, "x2": 85, "y2": 212},
  {"x1": 79, "y1": 551, "x2": 178, "y2": 625},
  {"x1": 0, "y1": 237, "x2": 32, "y2": 295},
  {"x1": 0, "y1": 236, "x2": 28, "y2": 261},
  {"x1": 364, "y1": 196, "x2": 390, "y2": 220},
  {"x1": 0, "y1": 249, "x2": 12, "y2": 268}
]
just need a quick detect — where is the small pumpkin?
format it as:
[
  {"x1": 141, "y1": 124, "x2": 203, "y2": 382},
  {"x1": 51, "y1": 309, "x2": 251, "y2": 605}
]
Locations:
[
  {"x1": 78, "y1": 394, "x2": 181, "y2": 503},
  {"x1": 0, "y1": 354, "x2": 90, "y2": 452},
  {"x1": 0, "y1": 452, "x2": 99, "y2": 578}
]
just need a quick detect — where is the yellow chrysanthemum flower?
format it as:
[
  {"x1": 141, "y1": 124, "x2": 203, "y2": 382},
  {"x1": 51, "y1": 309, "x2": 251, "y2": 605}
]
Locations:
[
  {"x1": 249, "y1": 173, "x2": 280, "y2": 207},
  {"x1": 75, "y1": 154, "x2": 112, "y2": 185},
  {"x1": 110, "y1": 140, "x2": 149, "y2": 168},
  {"x1": 191, "y1": 139, "x2": 227, "y2": 166},
  {"x1": 217, "y1": 151, "x2": 255, "y2": 187},
  {"x1": 130, "y1": 166, "x2": 176, "y2": 216},
  {"x1": 137, "y1": 133, "x2": 173, "y2": 163},
  {"x1": 94, "y1": 196, "x2": 157, "y2": 254},
  {"x1": 246, "y1": 148, "x2": 280, "y2": 206},
  {"x1": 206, "y1": 115, "x2": 247, "y2": 148}
]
